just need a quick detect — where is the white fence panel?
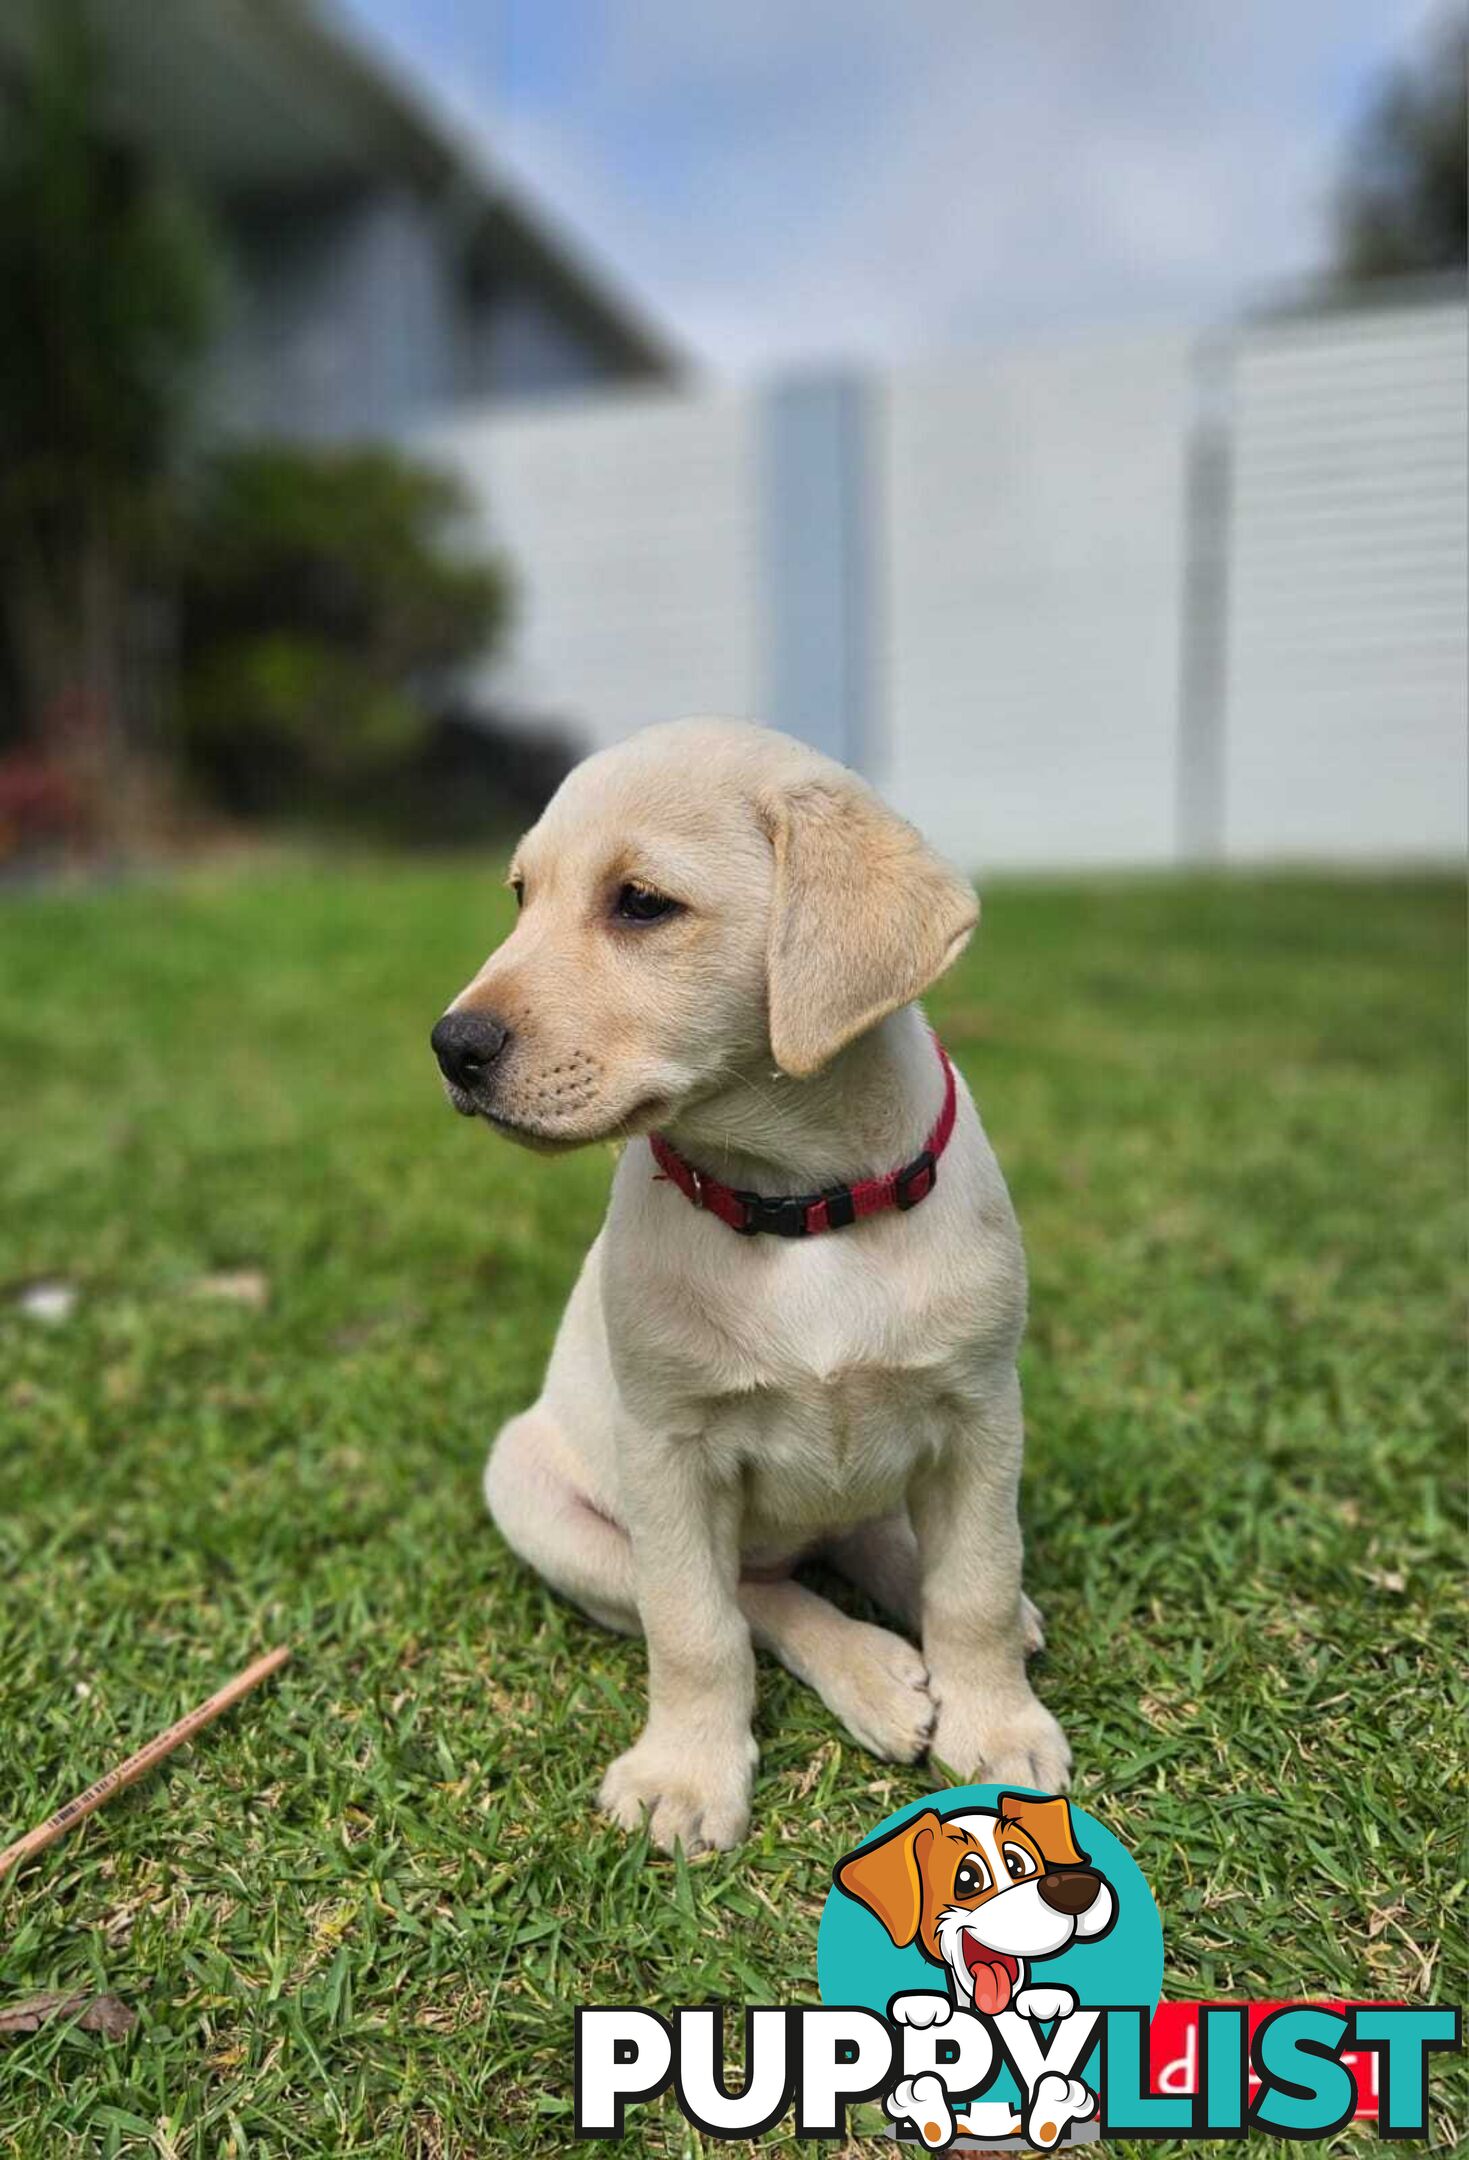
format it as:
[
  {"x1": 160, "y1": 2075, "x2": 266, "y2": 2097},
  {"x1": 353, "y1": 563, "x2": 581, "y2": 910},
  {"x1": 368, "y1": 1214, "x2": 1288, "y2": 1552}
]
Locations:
[
  {"x1": 1223, "y1": 301, "x2": 1468, "y2": 861},
  {"x1": 880, "y1": 333, "x2": 1194, "y2": 871},
  {"x1": 421, "y1": 300, "x2": 1466, "y2": 869},
  {"x1": 419, "y1": 386, "x2": 763, "y2": 752}
]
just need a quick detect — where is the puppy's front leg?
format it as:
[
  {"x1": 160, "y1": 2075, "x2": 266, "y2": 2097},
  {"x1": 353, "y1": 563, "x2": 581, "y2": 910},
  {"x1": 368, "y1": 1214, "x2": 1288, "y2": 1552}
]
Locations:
[
  {"x1": 912, "y1": 1365, "x2": 1071, "y2": 1791},
  {"x1": 598, "y1": 1428, "x2": 757, "y2": 1854}
]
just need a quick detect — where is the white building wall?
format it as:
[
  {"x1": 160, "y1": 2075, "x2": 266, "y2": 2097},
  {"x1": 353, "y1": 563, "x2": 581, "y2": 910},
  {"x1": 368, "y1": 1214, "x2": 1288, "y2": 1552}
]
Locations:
[
  {"x1": 418, "y1": 386, "x2": 762, "y2": 752},
  {"x1": 878, "y1": 333, "x2": 1193, "y2": 870},
  {"x1": 1223, "y1": 301, "x2": 1468, "y2": 861}
]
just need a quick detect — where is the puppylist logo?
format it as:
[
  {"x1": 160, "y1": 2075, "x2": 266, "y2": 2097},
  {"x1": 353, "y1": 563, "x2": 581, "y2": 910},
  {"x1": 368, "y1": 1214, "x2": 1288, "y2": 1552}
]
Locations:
[
  {"x1": 575, "y1": 1786, "x2": 1460, "y2": 2149},
  {"x1": 827, "y1": 1789, "x2": 1126, "y2": 2147}
]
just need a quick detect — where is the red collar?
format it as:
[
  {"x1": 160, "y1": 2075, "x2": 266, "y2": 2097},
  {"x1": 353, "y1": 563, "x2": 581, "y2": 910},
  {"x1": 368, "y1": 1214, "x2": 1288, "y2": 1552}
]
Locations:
[{"x1": 648, "y1": 1039, "x2": 958, "y2": 1238}]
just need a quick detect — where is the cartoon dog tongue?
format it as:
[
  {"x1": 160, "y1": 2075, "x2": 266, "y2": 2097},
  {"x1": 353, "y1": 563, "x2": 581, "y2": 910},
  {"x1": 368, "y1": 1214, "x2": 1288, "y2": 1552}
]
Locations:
[{"x1": 963, "y1": 1939, "x2": 1019, "y2": 2015}]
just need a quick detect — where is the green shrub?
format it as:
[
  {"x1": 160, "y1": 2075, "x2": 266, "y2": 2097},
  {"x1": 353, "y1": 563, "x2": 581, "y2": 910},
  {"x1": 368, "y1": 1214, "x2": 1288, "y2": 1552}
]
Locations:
[{"x1": 177, "y1": 443, "x2": 511, "y2": 818}]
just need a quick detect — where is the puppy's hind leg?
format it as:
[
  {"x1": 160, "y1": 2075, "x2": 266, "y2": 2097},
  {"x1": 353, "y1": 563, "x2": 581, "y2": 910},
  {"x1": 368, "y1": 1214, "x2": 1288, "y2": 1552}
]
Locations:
[
  {"x1": 484, "y1": 1408, "x2": 640, "y2": 1635},
  {"x1": 823, "y1": 1513, "x2": 923, "y2": 1632},
  {"x1": 488, "y1": 1421, "x2": 932, "y2": 1760},
  {"x1": 739, "y1": 1579, "x2": 934, "y2": 1763},
  {"x1": 825, "y1": 1512, "x2": 1046, "y2": 1655}
]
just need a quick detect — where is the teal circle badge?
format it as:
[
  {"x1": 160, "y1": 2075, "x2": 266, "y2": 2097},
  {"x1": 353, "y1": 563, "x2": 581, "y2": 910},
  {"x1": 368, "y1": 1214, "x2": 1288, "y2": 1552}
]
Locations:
[{"x1": 817, "y1": 1784, "x2": 1163, "y2": 2116}]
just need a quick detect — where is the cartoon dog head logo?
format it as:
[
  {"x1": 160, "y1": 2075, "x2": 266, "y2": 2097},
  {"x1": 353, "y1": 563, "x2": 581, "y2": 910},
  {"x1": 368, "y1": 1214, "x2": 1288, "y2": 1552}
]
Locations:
[{"x1": 835, "y1": 1792, "x2": 1116, "y2": 2015}]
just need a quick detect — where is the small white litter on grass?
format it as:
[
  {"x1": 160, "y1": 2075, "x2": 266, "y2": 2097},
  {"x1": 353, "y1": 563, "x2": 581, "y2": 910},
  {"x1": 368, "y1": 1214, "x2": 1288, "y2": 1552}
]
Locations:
[{"x1": 17, "y1": 1281, "x2": 77, "y2": 1323}]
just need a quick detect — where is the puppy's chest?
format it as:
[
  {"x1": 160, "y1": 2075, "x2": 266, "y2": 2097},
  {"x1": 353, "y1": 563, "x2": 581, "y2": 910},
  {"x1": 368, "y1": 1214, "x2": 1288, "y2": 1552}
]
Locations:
[
  {"x1": 634, "y1": 1232, "x2": 968, "y2": 1395},
  {"x1": 703, "y1": 1365, "x2": 950, "y2": 1534},
  {"x1": 629, "y1": 1247, "x2": 969, "y2": 1530}
]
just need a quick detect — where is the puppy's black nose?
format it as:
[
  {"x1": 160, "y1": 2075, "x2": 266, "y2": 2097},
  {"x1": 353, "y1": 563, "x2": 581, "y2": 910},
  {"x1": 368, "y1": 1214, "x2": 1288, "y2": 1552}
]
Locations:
[
  {"x1": 431, "y1": 1010, "x2": 509, "y2": 1090},
  {"x1": 1036, "y1": 1868, "x2": 1100, "y2": 1916}
]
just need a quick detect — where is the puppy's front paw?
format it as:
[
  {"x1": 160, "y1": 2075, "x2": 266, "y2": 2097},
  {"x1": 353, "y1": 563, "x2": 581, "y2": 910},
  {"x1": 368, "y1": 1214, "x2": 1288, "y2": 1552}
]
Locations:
[
  {"x1": 890, "y1": 1990, "x2": 954, "y2": 2030},
  {"x1": 887, "y1": 2073, "x2": 954, "y2": 2149},
  {"x1": 1014, "y1": 1984, "x2": 1077, "y2": 2024},
  {"x1": 823, "y1": 1621, "x2": 934, "y2": 1762},
  {"x1": 599, "y1": 1730, "x2": 755, "y2": 1854},
  {"x1": 1025, "y1": 2072, "x2": 1095, "y2": 2150},
  {"x1": 928, "y1": 1687, "x2": 1072, "y2": 1792}
]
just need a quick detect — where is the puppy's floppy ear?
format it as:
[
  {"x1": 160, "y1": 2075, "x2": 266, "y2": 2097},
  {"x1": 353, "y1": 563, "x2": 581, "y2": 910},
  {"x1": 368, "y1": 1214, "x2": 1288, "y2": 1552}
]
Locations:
[
  {"x1": 833, "y1": 1808, "x2": 941, "y2": 1948},
  {"x1": 759, "y1": 776, "x2": 978, "y2": 1078},
  {"x1": 998, "y1": 1793, "x2": 1087, "y2": 1871}
]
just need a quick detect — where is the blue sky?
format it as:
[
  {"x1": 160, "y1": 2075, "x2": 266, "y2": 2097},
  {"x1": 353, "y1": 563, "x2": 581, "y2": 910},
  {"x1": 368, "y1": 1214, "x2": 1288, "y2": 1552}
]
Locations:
[{"x1": 338, "y1": 0, "x2": 1439, "y2": 372}]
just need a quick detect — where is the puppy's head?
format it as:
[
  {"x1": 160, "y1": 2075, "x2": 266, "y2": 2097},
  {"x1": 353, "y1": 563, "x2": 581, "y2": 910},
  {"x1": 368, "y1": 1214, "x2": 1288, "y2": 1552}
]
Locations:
[
  {"x1": 835, "y1": 1795, "x2": 1115, "y2": 2015},
  {"x1": 431, "y1": 718, "x2": 976, "y2": 1149}
]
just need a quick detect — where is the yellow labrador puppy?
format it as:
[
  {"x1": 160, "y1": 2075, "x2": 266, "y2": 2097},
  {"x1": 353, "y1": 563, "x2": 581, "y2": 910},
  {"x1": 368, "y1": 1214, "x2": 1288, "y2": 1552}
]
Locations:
[{"x1": 432, "y1": 719, "x2": 1068, "y2": 1853}]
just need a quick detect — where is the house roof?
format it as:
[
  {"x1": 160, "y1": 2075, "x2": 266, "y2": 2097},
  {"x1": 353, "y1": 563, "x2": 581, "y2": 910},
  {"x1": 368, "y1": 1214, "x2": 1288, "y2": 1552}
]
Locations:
[{"x1": 0, "y1": 0, "x2": 677, "y2": 380}]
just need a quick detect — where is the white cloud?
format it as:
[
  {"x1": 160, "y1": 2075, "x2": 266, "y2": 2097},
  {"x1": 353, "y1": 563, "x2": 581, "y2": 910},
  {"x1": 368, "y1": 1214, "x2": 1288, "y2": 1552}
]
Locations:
[{"x1": 345, "y1": 0, "x2": 1432, "y2": 373}]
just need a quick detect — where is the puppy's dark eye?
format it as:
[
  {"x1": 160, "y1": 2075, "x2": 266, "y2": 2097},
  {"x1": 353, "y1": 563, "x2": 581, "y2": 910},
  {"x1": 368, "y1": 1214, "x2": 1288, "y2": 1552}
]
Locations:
[
  {"x1": 954, "y1": 1856, "x2": 991, "y2": 1899},
  {"x1": 509, "y1": 876, "x2": 525, "y2": 909},
  {"x1": 614, "y1": 882, "x2": 681, "y2": 925},
  {"x1": 1002, "y1": 1842, "x2": 1037, "y2": 1882}
]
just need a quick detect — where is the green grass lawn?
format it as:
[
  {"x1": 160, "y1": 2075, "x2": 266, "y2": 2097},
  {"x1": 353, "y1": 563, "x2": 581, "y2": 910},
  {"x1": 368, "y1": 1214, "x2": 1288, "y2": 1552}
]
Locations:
[{"x1": 0, "y1": 860, "x2": 1463, "y2": 2158}]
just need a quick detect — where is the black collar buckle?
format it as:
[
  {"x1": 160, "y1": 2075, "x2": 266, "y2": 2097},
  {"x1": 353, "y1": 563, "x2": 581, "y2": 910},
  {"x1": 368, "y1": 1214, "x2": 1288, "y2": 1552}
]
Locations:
[
  {"x1": 733, "y1": 1182, "x2": 863, "y2": 1236},
  {"x1": 732, "y1": 1189, "x2": 808, "y2": 1236}
]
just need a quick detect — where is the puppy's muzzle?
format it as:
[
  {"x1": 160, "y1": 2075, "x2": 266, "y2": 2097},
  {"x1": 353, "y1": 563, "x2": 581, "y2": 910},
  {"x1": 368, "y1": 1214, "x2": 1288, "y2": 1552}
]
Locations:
[
  {"x1": 432, "y1": 1010, "x2": 510, "y2": 1101},
  {"x1": 1036, "y1": 1868, "x2": 1100, "y2": 1915}
]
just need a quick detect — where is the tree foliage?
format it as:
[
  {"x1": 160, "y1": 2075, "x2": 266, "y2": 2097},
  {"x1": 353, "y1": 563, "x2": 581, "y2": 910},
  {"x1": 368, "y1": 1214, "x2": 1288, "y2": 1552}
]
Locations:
[
  {"x1": 1333, "y1": 9, "x2": 1467, "y2": 286},
  {"x1": 0, "y1": 0, "x2": 216, "y2": 758},
  {"x1": 0, "y1": 6, "x2": 513, "y2": 844}
]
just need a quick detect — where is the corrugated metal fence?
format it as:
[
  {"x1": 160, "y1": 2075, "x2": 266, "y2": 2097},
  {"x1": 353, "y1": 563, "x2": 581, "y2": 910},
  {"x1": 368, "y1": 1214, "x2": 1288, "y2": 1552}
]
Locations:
[{"x1": 421, "y1": 291, "x2": 1467, "y2": 869}]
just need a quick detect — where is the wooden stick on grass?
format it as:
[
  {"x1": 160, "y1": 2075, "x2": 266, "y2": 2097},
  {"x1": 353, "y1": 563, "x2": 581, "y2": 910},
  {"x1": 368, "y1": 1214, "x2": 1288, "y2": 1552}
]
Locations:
[{"x1": 0, "y1": 1645, "x2": 291, "y2": 1881}]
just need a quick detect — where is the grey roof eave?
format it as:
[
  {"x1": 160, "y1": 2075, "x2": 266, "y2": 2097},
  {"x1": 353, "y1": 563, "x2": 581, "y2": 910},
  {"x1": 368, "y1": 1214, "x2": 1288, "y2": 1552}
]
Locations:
[{"x1": 248, "y1": 0, "x2": 681, "y2": 378}]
